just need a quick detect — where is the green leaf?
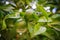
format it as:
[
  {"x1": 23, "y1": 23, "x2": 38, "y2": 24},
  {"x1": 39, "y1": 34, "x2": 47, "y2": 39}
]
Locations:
[
  {"x1": 3, "y1": 6, "x2": 14, "y2": 11},
  {"x1": 49, "y1": 21, "x2": 60, "y2": 31},
  {"x1": 50, "y1": 21, "x2": 60, "y2": 25},
  {"x1": 42, "y1": 32, "x2": 55, "y2": 40},
  {"x1": 51, "y1": 14, "x2": 60, "y2": 21},
  {"x1": 0, "y1": 10, "x2": 4, "y2": 19},
  {"x1": 34, "y1": 23, "x2": 40, "y2": 35},
  {"x1": 28, "y1": 23, "x2": 34, "y2": 37},
  {"x1": 53, "y1": 26, "x2": 60, "y2": 31},
  {"x1": 52, "y1": 14, "x2": 60, "y2": 18},
  {"x1": 38, "y1": 16, "x2": 52, "y2": 22},
  {"x1": 0, "y1": 5, "x2": 14, "y2": 10},
  {"x1": 37, "y1": 4, "x2": 48, "y2": 20},
  {"x1": 2, "y1": 20, "x2": 6, "y2": 30},
  {"x1": 38, "y1": 0, "x2": 46, "y2": 4},
  {"x1": 4, "y1": 10, "x2": 20, "y2": 19},
  {"x1": 32, "y1": 13, "x2": 39, "y2": 21},
  {"x1": 34, "y1": 25, "x2": 46, "y2": 36},
  {"x1": 28, "y1": 23, "x2": 46, "y2": 37},
  {"x1": 20, "y1": 12, "x2": 25, "y2": 17},
  {"x1": 26, "y1": 0, "x2": 32, "y2": 4}
]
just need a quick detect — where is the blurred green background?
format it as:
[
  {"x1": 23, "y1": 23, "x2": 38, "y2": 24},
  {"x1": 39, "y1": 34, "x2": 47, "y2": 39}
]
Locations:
[{"x1": 0, "y1": 0, "x2": 60, "y2": 40}]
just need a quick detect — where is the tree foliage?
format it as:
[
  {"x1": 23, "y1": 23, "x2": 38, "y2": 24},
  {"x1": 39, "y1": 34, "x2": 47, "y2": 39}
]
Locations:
[{"x1": 0, "y1": 0, "x2": 60, "y2": 40}]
